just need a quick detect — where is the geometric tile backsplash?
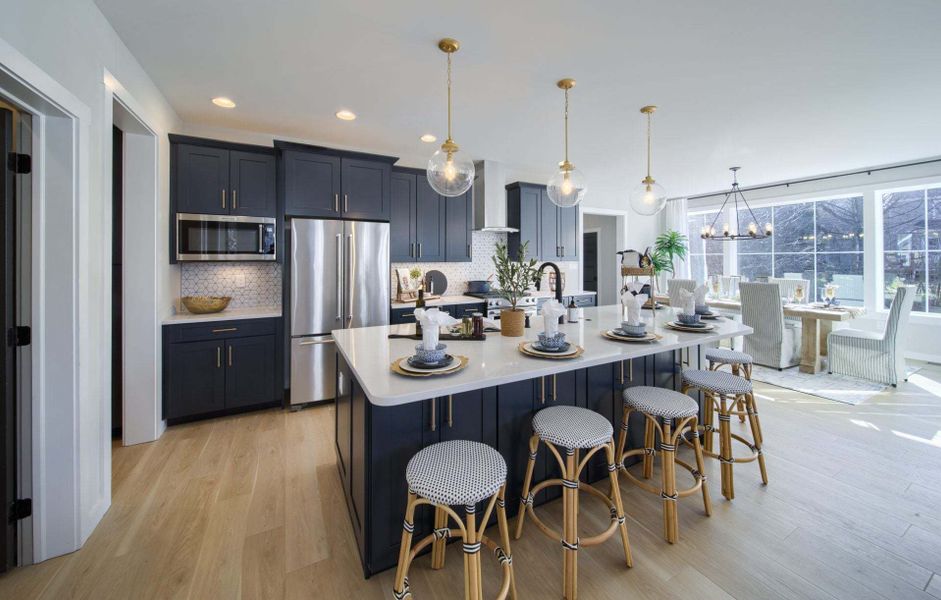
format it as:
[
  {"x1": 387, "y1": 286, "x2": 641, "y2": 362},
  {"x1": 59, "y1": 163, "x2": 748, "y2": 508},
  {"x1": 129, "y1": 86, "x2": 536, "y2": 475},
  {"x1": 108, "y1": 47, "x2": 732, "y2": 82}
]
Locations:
[{"x1": 180, "y1": 262, "x2": 282, "y2": 309}]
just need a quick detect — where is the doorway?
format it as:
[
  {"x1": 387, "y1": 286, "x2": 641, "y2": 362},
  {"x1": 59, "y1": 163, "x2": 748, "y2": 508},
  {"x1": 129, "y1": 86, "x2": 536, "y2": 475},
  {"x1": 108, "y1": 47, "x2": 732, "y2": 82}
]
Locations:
[
  {"x1": 1, "y1": 96, "x2": 32, "y2": 572},
  {"x1": 583, "y1": 231, "x2": 598, "y2": 294}
]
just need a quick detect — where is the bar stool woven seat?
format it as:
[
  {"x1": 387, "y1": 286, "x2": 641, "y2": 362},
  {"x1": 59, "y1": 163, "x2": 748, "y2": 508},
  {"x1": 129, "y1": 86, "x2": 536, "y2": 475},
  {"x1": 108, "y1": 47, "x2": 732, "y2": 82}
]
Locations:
[
  {"x1": 623, "y1": 387, "x2": 698, "y2": 419},
  {"x1": 406, "y1": 440, "x2": 507, "y2": 506},
  {"x1": 532, "y1": 405, "x2": 613, "y2": 449},
  {"x1": 682, "y1": 369, "x2": 752, "y2": 395},
  {"x1": 705, "y1": 348, "x2": 753, "y2": 366}
]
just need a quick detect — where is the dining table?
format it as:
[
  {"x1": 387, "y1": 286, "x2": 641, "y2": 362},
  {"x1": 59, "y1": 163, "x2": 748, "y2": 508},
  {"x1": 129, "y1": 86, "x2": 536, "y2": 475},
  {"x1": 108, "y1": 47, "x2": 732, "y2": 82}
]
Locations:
[{"x1": 656, "y1": 295, "x2": 866, "y2": 374}]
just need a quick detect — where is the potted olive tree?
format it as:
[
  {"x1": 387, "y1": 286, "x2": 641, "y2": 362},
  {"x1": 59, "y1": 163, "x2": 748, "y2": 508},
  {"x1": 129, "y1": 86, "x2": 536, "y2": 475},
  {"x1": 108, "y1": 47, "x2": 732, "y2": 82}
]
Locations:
[{"x1": 492, "y1": 241, "x2": 538, "y2": 337}]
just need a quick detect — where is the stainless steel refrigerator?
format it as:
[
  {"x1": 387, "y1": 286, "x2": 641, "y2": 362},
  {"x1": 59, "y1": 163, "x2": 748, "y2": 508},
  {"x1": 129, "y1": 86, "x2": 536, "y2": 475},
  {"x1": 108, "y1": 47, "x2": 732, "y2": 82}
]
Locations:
[{"x1": 290, "y1": 219, "x2": 389, "y2": 406}]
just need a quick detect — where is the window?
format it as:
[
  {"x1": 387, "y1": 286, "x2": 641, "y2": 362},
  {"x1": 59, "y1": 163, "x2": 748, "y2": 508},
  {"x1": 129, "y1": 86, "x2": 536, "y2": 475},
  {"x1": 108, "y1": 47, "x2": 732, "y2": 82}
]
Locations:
[
  {"x1": 687, "y1": 211, "x2": 723, "y2": 283},
  {"x1": 882, "y1": 185, "x2": 941, "y2": 313}
]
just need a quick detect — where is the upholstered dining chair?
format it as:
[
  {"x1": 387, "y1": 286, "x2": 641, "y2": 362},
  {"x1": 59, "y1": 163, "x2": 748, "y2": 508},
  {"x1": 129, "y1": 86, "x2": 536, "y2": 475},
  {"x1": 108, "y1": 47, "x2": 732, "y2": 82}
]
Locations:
[
  {"x1": 739, "y1": 282, "x2": 801, "y2": 369},
  {"x1": 828, "y1": 285, "x2": 915, "y2": 386},
  {"x1": 768, "y1": 277, "x2": 810, "y2": 303},
  {"x1": 668, "y1": 279, "x2": 697, "y2": 309}
]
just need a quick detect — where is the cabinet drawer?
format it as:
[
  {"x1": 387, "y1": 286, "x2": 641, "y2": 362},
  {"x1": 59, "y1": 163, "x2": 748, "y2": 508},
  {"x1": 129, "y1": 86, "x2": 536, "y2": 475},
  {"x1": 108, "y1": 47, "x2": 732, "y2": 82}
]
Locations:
[
  {"x1": 573, "y1": 295, "x2": 595, "y2": 307},
  {"x1": 166, "y1": 317, "x2": 278, "y2": 343},
  {"x1": 390, "y1": 308, "x2": 417, "y2": 325}
]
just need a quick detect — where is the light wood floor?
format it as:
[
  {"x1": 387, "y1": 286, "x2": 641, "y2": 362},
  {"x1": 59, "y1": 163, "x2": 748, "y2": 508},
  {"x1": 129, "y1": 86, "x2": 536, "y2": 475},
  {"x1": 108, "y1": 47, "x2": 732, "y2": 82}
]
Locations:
[{"x1": 4, "y1": 364, "x2": 941, "y2": 599}]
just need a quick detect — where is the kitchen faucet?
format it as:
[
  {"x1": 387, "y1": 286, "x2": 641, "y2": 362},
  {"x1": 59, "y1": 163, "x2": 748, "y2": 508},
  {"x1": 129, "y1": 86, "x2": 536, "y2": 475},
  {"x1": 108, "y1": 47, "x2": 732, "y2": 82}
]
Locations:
[{"x1": 535, "y1": 262, "x2": 565, "y2": 323}]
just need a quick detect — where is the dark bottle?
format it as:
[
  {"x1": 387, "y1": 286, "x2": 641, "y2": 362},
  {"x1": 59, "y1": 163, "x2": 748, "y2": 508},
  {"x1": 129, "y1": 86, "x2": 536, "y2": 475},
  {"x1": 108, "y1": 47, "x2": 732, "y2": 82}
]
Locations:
[{"x1": 414, "y1": 288, "x2": 425, "y2": 335}]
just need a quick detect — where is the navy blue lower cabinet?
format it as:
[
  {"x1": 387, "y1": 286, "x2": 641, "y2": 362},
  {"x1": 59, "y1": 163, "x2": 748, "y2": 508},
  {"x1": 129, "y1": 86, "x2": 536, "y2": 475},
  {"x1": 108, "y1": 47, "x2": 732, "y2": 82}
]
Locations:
[
  {"x1": 165, "y1": 339, "x2": 226, "y2": 419},
  {"x1": 338, "y1": 347, "x2": 701, "y2": 577}
]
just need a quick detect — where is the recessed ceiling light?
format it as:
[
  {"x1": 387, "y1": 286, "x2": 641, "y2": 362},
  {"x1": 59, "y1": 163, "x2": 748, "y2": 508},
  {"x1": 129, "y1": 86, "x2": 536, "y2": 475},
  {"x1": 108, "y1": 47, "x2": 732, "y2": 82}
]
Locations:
[
  {"x1": 420, "y1": 134, "x2": 437, "y2": 143},
  {"x1": 336, "y1": 110, "x2": 357, "y2": 121},
  {"x1": 211, "y1": 97, "x2": 236, "y2": 108}
]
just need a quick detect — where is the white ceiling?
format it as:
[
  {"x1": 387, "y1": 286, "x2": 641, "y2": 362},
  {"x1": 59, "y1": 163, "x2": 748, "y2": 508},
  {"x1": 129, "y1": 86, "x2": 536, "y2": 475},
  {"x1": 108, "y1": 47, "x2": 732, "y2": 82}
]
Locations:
[{"x1": 95, "y1": 0, "x2": 941, "y2": 204}]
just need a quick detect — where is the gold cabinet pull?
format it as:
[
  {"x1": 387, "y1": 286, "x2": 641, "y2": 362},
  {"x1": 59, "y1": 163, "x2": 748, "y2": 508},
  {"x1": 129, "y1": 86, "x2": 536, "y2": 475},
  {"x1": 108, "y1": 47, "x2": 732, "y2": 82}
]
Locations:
[
  {"x1": 233, "y1": 189, "x2": 238, "y2": 210},
  {"x1": 447, "y1": 395, "x2": 453, "y2": 428},
  {"x1": 552, "y1": 374, "x2": 557, "y2": 401},
  {"x1": 334, "y1": 193, "x2": 339, "y2": 212},
  {"x1": 221, "y1": 188, "x2": 226, "y2": 209},
  {"x1": 228, "y1": 346, "x2": 233, "y2": 367},
  {"x1": 430, "y1": 399, "x2": 436, "y2": 432},
  {"x1": 212, "y1": 327, "x2": 237, "y2": 333},
  {"x1": 619, "y1": 361, "x2": 624, "y2": 384},
  {"x1": 216, "y1": 347, "x2": 221, "y2": 368},
  {"x1": 344, "y1": 194, "x2": 349, "y2": 212},
  {"x1": 540, "y1": 377, "x2": 546, "y2": 404},
  {"x1": 629, "y1": 359, "x2": 634, "y2": 382}
]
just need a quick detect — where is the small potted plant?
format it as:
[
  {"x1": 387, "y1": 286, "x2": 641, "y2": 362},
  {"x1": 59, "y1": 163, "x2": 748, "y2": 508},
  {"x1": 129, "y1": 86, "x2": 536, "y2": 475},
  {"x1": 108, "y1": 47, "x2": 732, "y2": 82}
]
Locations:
[
  {"x1": 408, "y1": 267, "x2": 423, "y2": 291},
  {"x1": 492, "y1": 241, "x2": 539, "y2": 337}
]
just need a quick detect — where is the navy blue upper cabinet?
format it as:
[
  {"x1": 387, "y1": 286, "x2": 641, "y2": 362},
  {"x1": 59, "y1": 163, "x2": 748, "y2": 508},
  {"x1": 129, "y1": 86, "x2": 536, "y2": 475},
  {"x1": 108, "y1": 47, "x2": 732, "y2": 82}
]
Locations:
[
  {"x1": 390, "y1": 171, "x2": 417, "y2": 261},
  {"x1": 176, "y1": 144, "x2": 230, "y2": 215},
  {"x1": 506, "y1": 182, "x2": 578, "y2": 261},
  {"x1": 415, "y1": 175, "x2": 446, "y2": 261},
  {"x1": 445, "y1": 190, "x2": 473, "y2": 262},
  {"x1": 342, "y1": 158, "x2": 391, "y2": 221},
  {"x1": 282, "y1": 150, "x2": 342, "y2": 218},
  {"x1": 230, "y1": 151, "x2": 276, "y2": 217}
]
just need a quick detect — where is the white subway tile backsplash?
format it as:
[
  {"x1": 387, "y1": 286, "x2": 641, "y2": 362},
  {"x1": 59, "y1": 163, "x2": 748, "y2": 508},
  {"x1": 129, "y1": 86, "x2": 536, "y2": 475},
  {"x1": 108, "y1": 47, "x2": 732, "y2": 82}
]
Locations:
[{"x1": 180, "y1": 262, "x2": 281, "y2": 309}]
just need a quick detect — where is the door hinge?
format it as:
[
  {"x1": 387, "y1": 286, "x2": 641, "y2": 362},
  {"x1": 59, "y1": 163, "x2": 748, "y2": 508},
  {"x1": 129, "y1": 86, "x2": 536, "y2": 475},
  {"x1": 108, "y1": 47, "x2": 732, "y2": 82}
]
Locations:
[
  {"x1": 6, "y1": 153, "x2": 31, "y2": 174},
  {"x1": 7, "y1": 326, "x2": 30, "y2": 347},
  {"x1": 9, "y1": 498, "x2": 31, "y2": 521}
]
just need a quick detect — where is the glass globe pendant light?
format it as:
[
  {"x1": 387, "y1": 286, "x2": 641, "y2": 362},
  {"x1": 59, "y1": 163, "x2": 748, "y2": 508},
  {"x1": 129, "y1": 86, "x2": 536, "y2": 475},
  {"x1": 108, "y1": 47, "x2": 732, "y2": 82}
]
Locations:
[
  {"x1": 546, "y1": 78, "x2": 587, "y2": 207},
  {"x1": 427, "y1": 38, "x2": 474, "y2": 197},
  {"x1": 629, "y1": 105, "x2": 668, "y2": 216}
]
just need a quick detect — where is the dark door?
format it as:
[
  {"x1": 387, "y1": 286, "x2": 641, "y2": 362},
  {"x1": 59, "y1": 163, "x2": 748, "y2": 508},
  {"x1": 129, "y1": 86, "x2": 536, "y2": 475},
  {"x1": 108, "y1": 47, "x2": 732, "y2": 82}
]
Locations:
[
  {"x1": 229, "y1": 151, "x2": 276, "y2": 217},
  {"x1": 224, "y1": 335, "x2": 275, "y2": 409},
  {"x1": 1, "y1": 106, "x2": 17, "y2": 572},
  {"x1": 558, "y1": 204, "x2": 578, "y2": 259},
  {"x1": 166, "y1": 340, "x2": 226, "y2": 419},
  {"x1": 282, "y1": 150, "x2": 341, "y2": 217},
  {"x1": 445, "y1": 190, "x2": 472, "y2": 262},
  {"x1": 389, "y1": 171, "x2": 416, "y2": 262},
  {"x1": 176, "y1": 144, "x2": 229, "y2": 215},
  {"x1": 112, "y1": 126, "x2": 123, "y2": 439},
  {"x1": 539, "y1": 191, "x2": 559, "y2": 259},
  {"x1": 341, "y1": 158, "x2": 390, "y2": 221},
  {"x1": 583, "y1": 231, "x2": 598, "y2": 293},
  {"x1": 415, "y1": 178, "x2": 446, "y2": 261}
]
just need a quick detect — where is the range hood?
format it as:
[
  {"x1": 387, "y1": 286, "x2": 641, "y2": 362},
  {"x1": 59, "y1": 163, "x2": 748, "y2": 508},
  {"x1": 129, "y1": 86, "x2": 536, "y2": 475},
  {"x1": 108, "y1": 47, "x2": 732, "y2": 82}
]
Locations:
[{"x1": 473, "y1": 160, "x2": 518, "y2": 233}]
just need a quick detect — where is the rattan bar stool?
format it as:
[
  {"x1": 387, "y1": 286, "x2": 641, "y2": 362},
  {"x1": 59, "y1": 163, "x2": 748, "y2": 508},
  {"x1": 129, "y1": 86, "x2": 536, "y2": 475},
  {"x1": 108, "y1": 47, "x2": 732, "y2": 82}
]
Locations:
[
  {"x1": 393, "y1": 440, "x2": 517, "y2": 600},
  {"x1": 706, "y1": 347, "x2": 755, "y2": 424},
  {"x1": 615, "y1": 386, "x2": 711, "y2": 543},
  {"x1": 681, "y1": 369, "x2": 768, "y2": 501},
  {"x1": 515, "y1": 405, "x2": 632, "y2": 600}
]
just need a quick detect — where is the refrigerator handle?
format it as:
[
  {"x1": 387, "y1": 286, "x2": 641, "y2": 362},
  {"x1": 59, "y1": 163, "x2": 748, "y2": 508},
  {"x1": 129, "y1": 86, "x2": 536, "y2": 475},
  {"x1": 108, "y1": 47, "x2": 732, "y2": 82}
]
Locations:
[
  {"x1": 335, "y1": 233, "x2": 343, "y2": 321},
  {"x1": 346, "y1": 233, "x2": 354, "y2": 324}
]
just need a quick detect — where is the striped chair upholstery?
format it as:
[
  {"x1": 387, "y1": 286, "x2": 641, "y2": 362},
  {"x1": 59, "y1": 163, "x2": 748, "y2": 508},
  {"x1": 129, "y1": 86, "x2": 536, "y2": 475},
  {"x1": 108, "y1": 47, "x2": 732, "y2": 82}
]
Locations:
[
  {"x1": 668, "y1": 279, "x2": 697, "y2": 309},
  {"x1": 828, "y1": 285, "x2": 915, "y2": 386},
  {"x1": 740, "y1": 282, "x2": 800, "y2": 369},
  {"x1": 768, "y1": 277, "x2": 809, "y2": 303}
]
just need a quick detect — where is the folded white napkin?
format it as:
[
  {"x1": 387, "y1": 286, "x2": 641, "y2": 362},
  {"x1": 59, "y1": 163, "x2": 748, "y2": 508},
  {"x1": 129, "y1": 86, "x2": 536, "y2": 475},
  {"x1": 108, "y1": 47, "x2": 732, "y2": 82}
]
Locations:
[
  {"x1": 414, "y1": 308, "x2": 459, "y2": 350},
  {"x1": 624, "y1": 282, "x2": 645, "y2": 295},
  {"x1": 694, "y1": 284, "x2": 708, "y2": 305},
  {"x1": 678, "y1": 289, "x2": 696, "y2": 316},
  {"x1": 621, "y1": 291, "x2": 647, "y2": 326},
  {"x1": 541, "y1": 299, "x2": 566, "y2": 334}
]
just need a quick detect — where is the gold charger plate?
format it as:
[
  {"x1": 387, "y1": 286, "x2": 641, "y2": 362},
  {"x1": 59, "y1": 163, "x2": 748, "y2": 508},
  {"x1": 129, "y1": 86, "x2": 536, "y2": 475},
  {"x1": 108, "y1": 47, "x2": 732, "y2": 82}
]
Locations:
[
  {"x1": 390, "y1": 355, "x2": 469, "y2": 377},
  {"x1": 664, "y1": 321, "x2": 716, "y2": 333},
  {"x1": 517, "y1": 342, "x2": 584, "y2": 359},
  {"x1": 602, "y1": 330, "x2": 662, "y2": 343}
]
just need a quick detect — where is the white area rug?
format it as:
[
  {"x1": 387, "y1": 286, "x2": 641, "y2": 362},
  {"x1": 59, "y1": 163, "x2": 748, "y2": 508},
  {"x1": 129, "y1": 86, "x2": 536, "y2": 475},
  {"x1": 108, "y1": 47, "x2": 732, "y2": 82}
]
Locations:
[{"x1": 750, "y1": 362, "x2": 920, "y2": 406}]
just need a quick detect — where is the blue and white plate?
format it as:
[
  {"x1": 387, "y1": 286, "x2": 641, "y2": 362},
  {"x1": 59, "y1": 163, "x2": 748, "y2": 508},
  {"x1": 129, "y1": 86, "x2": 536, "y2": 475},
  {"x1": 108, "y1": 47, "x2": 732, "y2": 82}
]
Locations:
[
  {"x1": 613, "y1": 328, "x2": 646, "y2": 338},
  {"x1": 531, "y1": 341, "x2": 572, "y2": 353},
  {"x1": 407, "y1": 354, "x2": 455, "y2": 370}
]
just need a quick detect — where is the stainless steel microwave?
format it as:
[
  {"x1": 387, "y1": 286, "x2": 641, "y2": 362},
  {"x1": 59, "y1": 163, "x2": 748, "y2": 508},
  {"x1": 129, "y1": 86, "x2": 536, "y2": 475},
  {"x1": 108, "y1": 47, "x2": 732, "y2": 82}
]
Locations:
[{"x1": 176, "y1": 213, "x2": 276, "y2": 261}]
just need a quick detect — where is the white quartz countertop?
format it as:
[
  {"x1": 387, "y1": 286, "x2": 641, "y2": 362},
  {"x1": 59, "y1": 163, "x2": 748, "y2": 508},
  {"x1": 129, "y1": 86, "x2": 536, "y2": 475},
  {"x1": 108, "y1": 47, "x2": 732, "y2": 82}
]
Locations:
[
  {"x1": 333, "y1": 305, "x2": 751, "y2": 406},
  {"x1": 163, "y1": 306, "x2": 282, "y2": 325},
  {"x1": 390, "y1": 295, "x2": 486, "y2": 310}
]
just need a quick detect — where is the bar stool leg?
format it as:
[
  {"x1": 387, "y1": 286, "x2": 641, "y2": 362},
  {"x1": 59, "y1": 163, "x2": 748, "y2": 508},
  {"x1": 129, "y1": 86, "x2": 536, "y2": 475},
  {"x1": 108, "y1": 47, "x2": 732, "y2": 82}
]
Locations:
[
  {"x1": 514, "y1": 435, "x2": 539, "y2": 539},
  {"x1": 604, "y1": 441, "x2": 633, "y2": 567},
  {"x1": 562, "y1": 449, "x2": 578, "y2": 600},
  {"x1": 703, "y1": 391, "x2": 716, "y2": 454},
  {"x1": 393, "y1": 490, "x2": 418, "y2": 599},
  {"x1": 642, "y1": 418, "x2": 655, "y2": 479},
  {"x1": 747, "y1": 390, "x2": 764, "y2": 446},
  {"x1": 431, "y1": 506, "x2": 448, "y2": 569},
  {"x1": 615, "y1": 405, "x2": 631, "y2": 469},
  {"x1": 464, "y1": 505, "x2": 481, "y2": 600},
  {"x1": 732, "y1": 364, "x2": 747, "y2": 422},
  {"x1": 690, "y1": 418, "x2": 712, "y2": 516},
  {"x1": 746, "y1": 393, "x2": 768, "y2": 485},
  {"x1": 495, "y1": 485, "x2": 518, "y2": 600},
  {"x1": 718, "y1": 396, "x2": 734, "y2": 500},
  {"x1": 660, "y1": 419, "x2": 679, "y2": 543}
]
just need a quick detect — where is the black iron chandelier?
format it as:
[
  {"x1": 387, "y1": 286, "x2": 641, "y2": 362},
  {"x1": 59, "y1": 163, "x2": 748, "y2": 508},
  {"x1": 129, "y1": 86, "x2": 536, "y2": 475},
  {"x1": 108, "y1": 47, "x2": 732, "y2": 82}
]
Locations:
[{"x1": 700, "y1": 167, "x2": 773, "y2": 241}]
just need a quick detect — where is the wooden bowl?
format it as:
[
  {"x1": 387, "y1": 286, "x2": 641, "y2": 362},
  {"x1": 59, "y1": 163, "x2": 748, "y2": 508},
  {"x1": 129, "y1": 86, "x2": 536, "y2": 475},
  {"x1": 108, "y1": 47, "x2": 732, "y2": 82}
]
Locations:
[{"x1": 181, "y1": 296, "x2": 231, "y2": 314}]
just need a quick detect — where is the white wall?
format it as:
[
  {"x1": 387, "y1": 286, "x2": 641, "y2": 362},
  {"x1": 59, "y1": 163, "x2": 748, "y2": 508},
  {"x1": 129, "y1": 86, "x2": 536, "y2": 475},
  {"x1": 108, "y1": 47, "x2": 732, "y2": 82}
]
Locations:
[
  {"x1": 688, "y1": 160, "x2": 941, "y2": 364},
  {"x1": 0, "y1": 0, "x2": 181, "y2": 552}
]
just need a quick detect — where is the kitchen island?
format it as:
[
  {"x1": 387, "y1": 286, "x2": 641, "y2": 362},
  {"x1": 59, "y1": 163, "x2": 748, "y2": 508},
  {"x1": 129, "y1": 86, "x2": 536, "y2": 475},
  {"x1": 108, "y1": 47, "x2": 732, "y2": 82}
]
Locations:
[{"x1": 332, "y1": 305, "x2": 752, "y2": 577}]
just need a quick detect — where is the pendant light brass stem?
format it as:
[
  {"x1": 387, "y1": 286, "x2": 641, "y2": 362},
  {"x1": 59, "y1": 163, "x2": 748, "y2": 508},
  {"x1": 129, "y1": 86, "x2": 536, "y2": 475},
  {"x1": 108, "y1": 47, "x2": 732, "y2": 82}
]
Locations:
[
  {"x1": 438, "y1": 38, "x2": 461, "y2": 152},
  {"x1": 557, "y1": 78, "x2": 576, "y2": 171},
  {"x1": 640, "y1": 105, "x2": 657, "y2": 185}
]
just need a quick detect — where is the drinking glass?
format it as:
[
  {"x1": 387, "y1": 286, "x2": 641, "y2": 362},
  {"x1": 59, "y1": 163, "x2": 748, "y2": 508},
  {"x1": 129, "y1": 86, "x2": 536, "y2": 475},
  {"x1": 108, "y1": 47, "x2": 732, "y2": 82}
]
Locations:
[
  {"x1": 824, "y1": 284, "x2": 838, "y2": 304},
  {"x1": 793, "y1": 285, "x2": 805, "y2": 304}
]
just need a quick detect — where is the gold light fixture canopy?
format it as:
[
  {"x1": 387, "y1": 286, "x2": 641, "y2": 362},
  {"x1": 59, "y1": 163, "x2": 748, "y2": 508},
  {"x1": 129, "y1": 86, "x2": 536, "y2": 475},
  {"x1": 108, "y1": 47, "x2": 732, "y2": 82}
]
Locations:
[
  {"x1": 546, "y1": 78, "x2": 587, "y2": 208},
  {"x1": 629, "y1": 105, "x2": 668, "y2": 216},
  {"x1": 427, "y1": 37, "x2": 475, "y2": 197}
]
